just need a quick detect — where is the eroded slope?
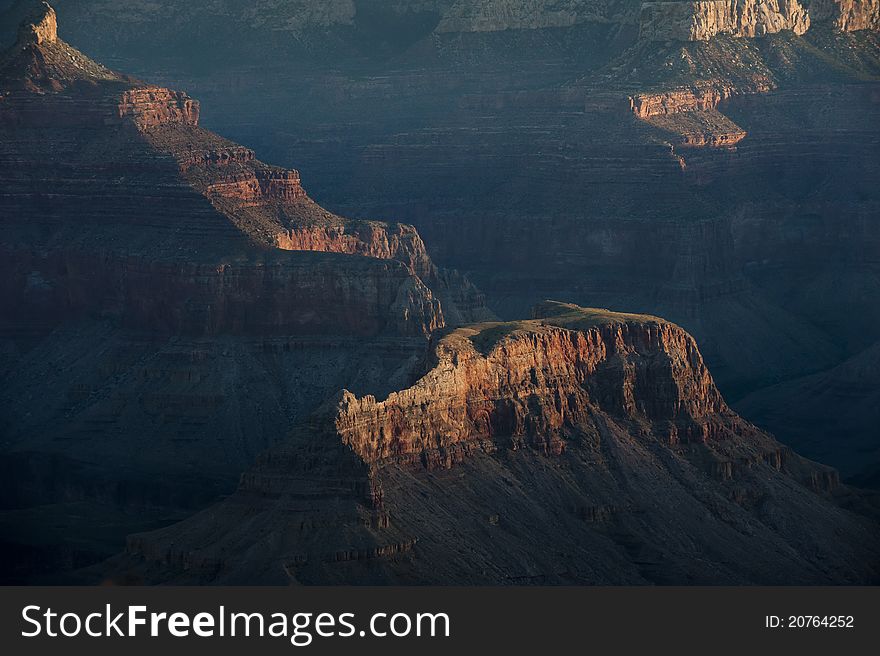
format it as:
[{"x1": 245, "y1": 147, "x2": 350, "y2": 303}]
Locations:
[{"x1": 113, "y1": 303, "x2": 880, "y2": 585}]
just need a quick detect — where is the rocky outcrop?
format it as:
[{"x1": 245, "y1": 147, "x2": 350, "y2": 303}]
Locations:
[
  {"x1": 275, "y1": 221, "x2": 433, "y2": 273},
  {"x1": 649, "y1": 109, "x2": 748, "y2": 147},
  {"x1": 640, "y1": 1, "x2": 812, "y2": 41},
  {"x1": 808, "y1": 0, "x2": 880, "y2": 31},
  {"x1": 110, "y1": 302, "x2": 878, "y2": 585},
  {"x1": 630, "y1": 84, "x2": 746, "y2": 117},
  {"x1": 17, "y1": 1, "x2": 57, "y2": 45},
  {"x1": 335, "y1": 302, "x2": 728, "y2": 468},
  {"x1": 204, "y1": 167, "x2": 306, "y2": 205},
  {"x1": 117, "y1": 87, "x2": 200, "y2": 129},
  {"x1": 0, "y1": 86, "x2": 196, "y2": 132},
  {"x1": 0, "y1": 5, "x2": 195, "y2": 129},
  {"x1": 629, "y1": 86, "x2": 752, "y2": 147},
  {"x1": 0, "y1": 3, "x2": 121, "y2": 91}
]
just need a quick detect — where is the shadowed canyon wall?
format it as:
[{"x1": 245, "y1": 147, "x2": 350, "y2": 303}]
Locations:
[
  {"x1": 1, "y1": 0, "x2": 879, "y2": 584},
  {"x1": 0, "y1": 1, "x2": 489, "y2": 582}
]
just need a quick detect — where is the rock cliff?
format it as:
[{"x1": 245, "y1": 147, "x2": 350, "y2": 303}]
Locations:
[
  {"x1": 638, "y1": 0, "x2": 878, "y2": 41},
  {"x1": 17, "y1": 0, "x2": 57, "y2": 45},
  {"x1": 3, "y1": 0, "x2": 879, "y2": 586},
  {"x1": 0, "y1": 1, "x2": 490, "y2": 336},
  {"x1": 111, "y1": 303, "x2": 879, "y2": 585},
  {"x1": 117, "y1": 87, "x2": 200, "y2": 129},
  {"x1": 808, "y1": 0, "x2": 880, "y2": 31},
  {"x1": 335, "y1": 302, "x2": 727, "y2": 467},
  {"x1": 640, "y1": 1, "x2": 812, "y2": 41},
  {"x1": 0, "y1": 1, "x2": 487, "y2": 582},
  {"x1": 630, "y1": 83, "x2": 743, "y2": 117}
]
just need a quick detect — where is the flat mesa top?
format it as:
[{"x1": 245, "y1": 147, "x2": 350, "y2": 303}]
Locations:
[{"x1": 456, "y1": 301, "x2": 671, "y2": 355}]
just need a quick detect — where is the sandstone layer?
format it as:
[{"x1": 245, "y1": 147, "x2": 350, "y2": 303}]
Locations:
[
  {"x1": 638, "y1": 0, "x2": 879, "y2": 41},
  {"x1": 335, "y1": 302, "x2": 727, "y2": 466}
]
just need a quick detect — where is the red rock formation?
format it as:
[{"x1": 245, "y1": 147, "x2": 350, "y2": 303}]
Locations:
[
  {"x1": 630, "y1": 84, "x2": 750, "y2": 118},
  {"x1": 276, "y1": 222, "x2": 432, "y2": 274},
  {"x1": 17, "y1": 1, "x2": 57, "y2": 45},
  {"x1": 0, "y1": 1, "x2": 489, "y2": 338},
  {"x1": 204, "y1": 167, "x2": 306, "y2": 205},
  {"x1": 117, "y1": 87, "x2": 200, "y2": 129},
  {"x1": 112, "y1": 302, "x2": 877, "y2": 586},
  {"x1": 629, "y1": 86, "x2": 752, "y2": 148},
  {"x1": 334, "y1": 303, "x2": 728, "y2": 468},
  {"x1": 639, "y1": 1, "x2": 812, "y2": 41}
]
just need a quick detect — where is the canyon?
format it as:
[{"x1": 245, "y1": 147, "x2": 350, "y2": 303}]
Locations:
[
  {"x1": 0, "y1": 2, "x2": 487, "y2": 582},
  {"x1": 49, "y1": 0, "x2": 873, "y2": 486},
  {"x1": 1, "y1": 0, "x2": 878, "y2": 584}
]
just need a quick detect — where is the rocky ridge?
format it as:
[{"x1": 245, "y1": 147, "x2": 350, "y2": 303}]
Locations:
[
  {"x1": 0, "y1": 2, "x2": 488, "y2": 582},
  {"x1": 0, "y1": 1, "x2": 491, "y2": 337}
]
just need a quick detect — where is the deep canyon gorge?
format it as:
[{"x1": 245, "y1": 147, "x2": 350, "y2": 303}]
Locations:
[{"x1": 1, "y1": 0, "x2": 879, "y2": 584}]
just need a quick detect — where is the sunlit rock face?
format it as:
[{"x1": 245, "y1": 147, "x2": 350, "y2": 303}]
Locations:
[
  {"x1": 112, "y1": 304, "x2": 879, "y2": 586},
  {"x1": 0, "y1": 0, "x2": 497, "y2": 583},
  {"x1": 807, "y1": 0, "x2": 880, "y2": 32},
  {"x1": 639, "y1": 1, "x2": 811, "y2": 41}
]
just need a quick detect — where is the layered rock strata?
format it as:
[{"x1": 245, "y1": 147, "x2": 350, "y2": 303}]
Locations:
[
  {"x1": 630, "y1": 83, "x2": 750, "y2": 117},
  {"x1": 335, "y1": 302, "x2": 728, "y2": 466},
  {"x1": 0, "y1": 1, "x2": 490, "y2": 338},
  {"x1": 117, "y1": 87, "x2": 200, "y2": 129},
  {"x1": 639, "y1": 0, "x2": 879, "y2": 41},
  {"x1": 640, "y1": 1, "x2": 810, "y2": 41},
  {"x1": 114, "y1": 303, "x2": 879, "y2": 585},
  {"x1": 0, "y1": 1, "x2": 488, "y2": 582}
]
